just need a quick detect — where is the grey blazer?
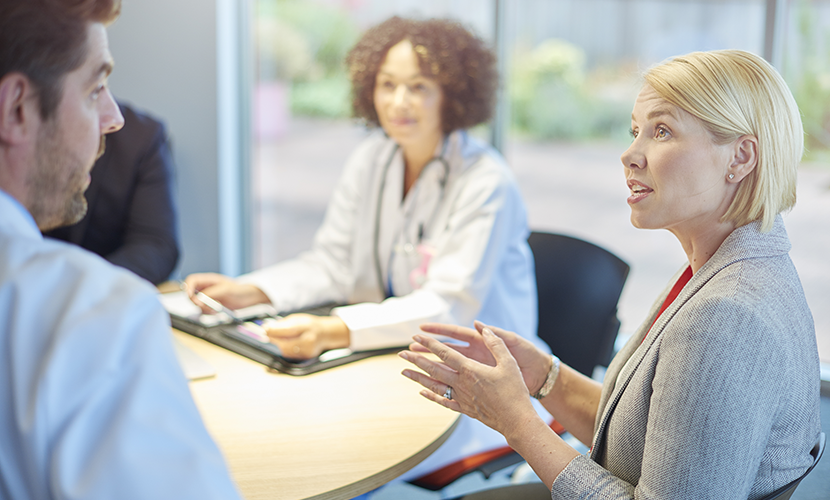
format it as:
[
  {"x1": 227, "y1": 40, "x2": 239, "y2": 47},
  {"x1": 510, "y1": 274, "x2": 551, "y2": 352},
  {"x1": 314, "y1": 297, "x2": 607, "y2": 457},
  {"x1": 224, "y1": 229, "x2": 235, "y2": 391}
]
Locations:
[{"x1": 551, "y1": 216, "x2": 821, "y2": 499}]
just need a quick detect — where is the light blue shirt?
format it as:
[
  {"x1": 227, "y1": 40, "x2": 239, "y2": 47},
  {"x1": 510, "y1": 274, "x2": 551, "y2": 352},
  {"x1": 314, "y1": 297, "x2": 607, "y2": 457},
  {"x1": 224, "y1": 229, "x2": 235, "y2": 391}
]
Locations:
[{"x1": 0, "y1": 189, "x2": 241, "y2": 499}]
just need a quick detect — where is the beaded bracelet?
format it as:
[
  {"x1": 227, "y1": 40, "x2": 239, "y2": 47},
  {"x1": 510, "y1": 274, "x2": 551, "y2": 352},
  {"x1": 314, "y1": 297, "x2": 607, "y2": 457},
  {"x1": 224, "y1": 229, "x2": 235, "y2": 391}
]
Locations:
[{"x1": 531, "y1": 354, "x2": 560, "y2": 400}]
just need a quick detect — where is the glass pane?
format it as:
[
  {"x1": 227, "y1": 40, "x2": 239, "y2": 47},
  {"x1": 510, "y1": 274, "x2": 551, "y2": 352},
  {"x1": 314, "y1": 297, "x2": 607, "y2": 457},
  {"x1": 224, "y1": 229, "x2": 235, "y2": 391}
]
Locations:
[
  {"x1": 252, "y1": 0, "x2": 495, "y2": 269},
  {"x1": 782, "y1": 0, "x2": 830, "y2": 363},
  {"x1": 250, "y1": 0, "x2": 829, "y2": 363},
  {"x1": 500, "y1": 0, "x2": 829, "y2": 363}
]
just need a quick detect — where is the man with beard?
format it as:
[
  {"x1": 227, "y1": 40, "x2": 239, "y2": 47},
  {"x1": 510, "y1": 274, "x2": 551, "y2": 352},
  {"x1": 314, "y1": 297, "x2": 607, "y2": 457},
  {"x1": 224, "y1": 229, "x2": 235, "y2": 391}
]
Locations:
[
  {"x1": 0, "y1": 1, "x2": 241, "y2": 498},
  {"x1": 43, "y1": 101, "x2": 181, "y2": 286}
]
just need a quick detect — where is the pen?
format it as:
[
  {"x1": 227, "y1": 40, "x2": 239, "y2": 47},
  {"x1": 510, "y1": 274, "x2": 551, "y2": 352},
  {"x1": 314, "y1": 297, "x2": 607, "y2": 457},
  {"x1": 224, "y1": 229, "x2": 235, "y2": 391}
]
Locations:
[{"x1": 179, "y1": 281, "x2": 240, "y2": 321}]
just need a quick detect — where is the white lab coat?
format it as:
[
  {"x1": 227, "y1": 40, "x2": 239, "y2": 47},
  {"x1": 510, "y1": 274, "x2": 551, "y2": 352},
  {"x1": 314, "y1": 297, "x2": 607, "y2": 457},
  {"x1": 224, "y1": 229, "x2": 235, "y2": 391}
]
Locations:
[
  {"x1": 0, "y1": 189, "x2": 241, "y2": 500},
  {"x1": 240, "y1": 130, "x2": 551, "y2": 479},
  {"x1": 241, "y1": 129, "x2": 544, "y2": 351}
]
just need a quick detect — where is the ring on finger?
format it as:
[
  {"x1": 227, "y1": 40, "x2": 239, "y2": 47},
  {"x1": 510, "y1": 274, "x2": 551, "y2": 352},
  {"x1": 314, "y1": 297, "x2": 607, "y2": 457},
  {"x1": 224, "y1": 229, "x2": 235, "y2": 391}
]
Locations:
[{"x1": 443, "y1": 385, "x2": 453, "y2": 400}]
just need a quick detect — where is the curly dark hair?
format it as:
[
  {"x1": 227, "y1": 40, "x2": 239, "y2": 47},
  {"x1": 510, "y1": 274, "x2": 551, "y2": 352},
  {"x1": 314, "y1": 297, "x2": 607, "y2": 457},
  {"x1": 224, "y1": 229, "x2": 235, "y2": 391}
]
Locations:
[{"x1": 345, "y1": 16, "x2": 498, "y2": 133}]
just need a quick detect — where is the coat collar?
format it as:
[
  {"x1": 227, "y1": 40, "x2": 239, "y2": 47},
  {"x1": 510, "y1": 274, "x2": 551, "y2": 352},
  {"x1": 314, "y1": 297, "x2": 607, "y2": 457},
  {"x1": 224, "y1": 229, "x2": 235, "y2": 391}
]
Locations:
[
  {"x1": 589, "y1": 215, "x2": 791, "y2": 460},
  {"x1": 0, "y1": 188, "x2": 41, "y2": 240}
]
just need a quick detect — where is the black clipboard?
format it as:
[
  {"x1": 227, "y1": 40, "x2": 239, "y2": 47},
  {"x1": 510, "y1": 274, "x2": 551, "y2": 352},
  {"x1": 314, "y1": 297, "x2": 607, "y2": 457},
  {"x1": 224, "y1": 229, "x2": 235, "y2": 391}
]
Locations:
[{"x1": 162, "y1": 294, "x2": 404, "y2": 376}]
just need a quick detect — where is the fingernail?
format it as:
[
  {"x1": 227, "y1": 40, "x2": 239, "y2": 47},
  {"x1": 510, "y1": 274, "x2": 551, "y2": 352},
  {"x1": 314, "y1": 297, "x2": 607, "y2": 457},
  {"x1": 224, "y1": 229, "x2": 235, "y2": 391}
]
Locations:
[
  {"x1": 398, "y1": 351, "x2": 410, "y2": 361},
  {"x1": 401, "y1": 369, "x2": 412, "y2": 379},
  {"x1": 412, "y1": 335, "x2": 424, "y2": 344},
  {"x1": 482, "y1": 327, "x2": 493, "y2": 336}
]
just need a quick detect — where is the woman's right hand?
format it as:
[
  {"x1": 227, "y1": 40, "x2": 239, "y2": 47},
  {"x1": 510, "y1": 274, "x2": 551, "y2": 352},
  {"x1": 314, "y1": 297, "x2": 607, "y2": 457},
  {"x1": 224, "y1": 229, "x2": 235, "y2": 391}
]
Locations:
[
  {"x1": 400, "y1": 328, "x2": 545, "y2": 440},
  {"x1": 417, "y1": 321, "x2": 552, "y2": 398},
  {"x1": 183, "y1": 272, "x2": 271, "y2": 313}
]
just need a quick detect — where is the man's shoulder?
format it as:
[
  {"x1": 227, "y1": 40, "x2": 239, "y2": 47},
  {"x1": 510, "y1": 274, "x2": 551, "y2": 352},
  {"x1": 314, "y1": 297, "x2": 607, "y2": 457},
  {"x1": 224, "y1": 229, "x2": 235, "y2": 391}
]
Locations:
[
  {"x1": 2, "y1": 235, "x2": 156, "y2": 300},
  {"x1": 117, "y1": 102, "x2": 166, "y2": 136},
  {"x1": 100, "y1": 102, "x2": 168, "y2": 164},
  {"x1": 0, "y1": 235, "x2": 168, "y2": 379}
]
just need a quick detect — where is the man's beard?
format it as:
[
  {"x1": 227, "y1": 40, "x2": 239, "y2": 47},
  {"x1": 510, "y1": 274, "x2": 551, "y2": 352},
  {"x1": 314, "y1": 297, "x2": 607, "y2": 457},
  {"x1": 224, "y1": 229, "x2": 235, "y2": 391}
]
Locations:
[{"x1": 27, "y1": 124, "x2": 101, "y2": 231}]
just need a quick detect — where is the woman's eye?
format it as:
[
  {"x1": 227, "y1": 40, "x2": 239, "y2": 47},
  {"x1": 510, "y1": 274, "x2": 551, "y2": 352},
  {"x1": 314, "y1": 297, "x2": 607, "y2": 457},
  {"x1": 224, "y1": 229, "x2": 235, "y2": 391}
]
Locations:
[
  {"x1": 413, "y1": 83, "x2": 426, "y2": 92},
  {"x1": 91, "y1": 84, "x2": 104, "y2": 100},
  {"x1": 655, "y1": 126, "x2": 670, "y2": 140},
  {"x1": 629, "y1": 128, "x2": 638, "y2": 139}
]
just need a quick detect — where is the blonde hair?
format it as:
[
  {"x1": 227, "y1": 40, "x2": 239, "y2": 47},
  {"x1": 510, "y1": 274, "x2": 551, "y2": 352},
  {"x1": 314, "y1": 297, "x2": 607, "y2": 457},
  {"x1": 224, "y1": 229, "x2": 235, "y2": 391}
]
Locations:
[{"x1": 645, "y1": 50, "x2": 803, "y2": 232}]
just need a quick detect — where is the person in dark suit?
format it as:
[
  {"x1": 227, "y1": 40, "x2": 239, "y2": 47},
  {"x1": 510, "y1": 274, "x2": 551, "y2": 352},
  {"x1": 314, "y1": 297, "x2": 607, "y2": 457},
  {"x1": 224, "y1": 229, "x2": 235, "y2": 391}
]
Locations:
[{"x1": 44, "y1": 101, "x2": 180, "y2": 285}]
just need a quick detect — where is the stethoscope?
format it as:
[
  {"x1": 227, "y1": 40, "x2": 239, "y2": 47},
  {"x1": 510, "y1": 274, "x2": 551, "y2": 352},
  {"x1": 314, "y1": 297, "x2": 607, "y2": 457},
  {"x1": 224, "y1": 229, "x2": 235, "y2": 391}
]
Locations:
[{"x1": 373, "y1": 138, "x2": 450, "y2": 297}]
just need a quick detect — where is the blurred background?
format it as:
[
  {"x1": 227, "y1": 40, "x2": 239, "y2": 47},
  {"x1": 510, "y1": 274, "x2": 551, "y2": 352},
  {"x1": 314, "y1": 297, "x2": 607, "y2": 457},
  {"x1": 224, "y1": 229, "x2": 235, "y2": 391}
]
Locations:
[{"x1": 107, "y1": 0, "x2": 829, "y2": 362}]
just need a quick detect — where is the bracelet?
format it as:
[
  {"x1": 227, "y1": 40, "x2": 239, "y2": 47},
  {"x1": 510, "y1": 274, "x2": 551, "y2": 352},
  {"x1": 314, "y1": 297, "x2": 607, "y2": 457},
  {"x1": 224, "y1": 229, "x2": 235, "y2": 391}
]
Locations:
[{"x1": 531, "y1": 354, "x2": 560, "y2": 400}]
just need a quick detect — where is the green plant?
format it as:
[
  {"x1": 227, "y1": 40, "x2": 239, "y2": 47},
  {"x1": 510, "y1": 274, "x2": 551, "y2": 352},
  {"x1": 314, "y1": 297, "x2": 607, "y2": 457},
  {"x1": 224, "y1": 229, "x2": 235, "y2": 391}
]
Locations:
[
  {"x1": 509, "y1": 39, "x2": 633, "y2": 142},
  {"x1": 256, "y1": 0, "x2": 359, "y2": 118},
  {"x1": 257, "y1": 17, "x2": 319, "y2": 81},
  {"x1": 290, "y1": 77, "x2": 351, "y2": 117},
  {"x1": 786, "y1": 0, "x2": 830, "y2": 163}
]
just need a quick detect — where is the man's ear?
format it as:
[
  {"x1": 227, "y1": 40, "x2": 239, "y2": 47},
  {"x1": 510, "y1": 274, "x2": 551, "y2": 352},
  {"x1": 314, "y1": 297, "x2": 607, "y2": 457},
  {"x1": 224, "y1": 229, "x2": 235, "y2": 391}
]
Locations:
[
  {"x1": 0, "y1": 73, "x2": 38, "y2": 146},
  {"x1": 727, "y1": 135, "x2": 758, "y2": 183}
]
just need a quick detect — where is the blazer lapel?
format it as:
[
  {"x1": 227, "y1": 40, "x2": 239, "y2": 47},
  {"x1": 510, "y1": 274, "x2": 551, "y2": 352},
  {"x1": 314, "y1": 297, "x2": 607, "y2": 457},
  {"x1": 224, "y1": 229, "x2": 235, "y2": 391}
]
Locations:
[
  {"x1": 589, "y1": 283, "x2": 668, "y2": 461},
  {"x1": 588, "y1": 217, "x2": 791, "y2": 463}
]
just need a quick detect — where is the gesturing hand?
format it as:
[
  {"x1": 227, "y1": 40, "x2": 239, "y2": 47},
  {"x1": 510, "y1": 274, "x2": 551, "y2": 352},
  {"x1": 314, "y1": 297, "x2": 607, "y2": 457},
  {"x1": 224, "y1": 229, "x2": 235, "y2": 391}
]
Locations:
[
  {"x1": 399, "y1": 327, "x2": 541, "y2": 438},
  {"x1": 415, "y1": 321, "x2": 552, "y2": 397}
]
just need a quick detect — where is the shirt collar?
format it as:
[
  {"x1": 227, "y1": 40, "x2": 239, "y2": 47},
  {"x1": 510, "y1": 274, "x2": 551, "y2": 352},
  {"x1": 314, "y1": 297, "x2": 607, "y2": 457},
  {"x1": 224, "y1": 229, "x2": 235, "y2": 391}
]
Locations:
[{"x1": 0, "y1": 188, "x2": 42, "y2": 240}]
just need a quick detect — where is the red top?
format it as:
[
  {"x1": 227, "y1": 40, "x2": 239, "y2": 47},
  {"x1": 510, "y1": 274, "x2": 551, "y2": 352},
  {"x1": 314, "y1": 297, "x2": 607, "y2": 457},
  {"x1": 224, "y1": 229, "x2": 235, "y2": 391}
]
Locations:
[{"x1": 646, "y1": 265, "x2": 693, "y2": 339}]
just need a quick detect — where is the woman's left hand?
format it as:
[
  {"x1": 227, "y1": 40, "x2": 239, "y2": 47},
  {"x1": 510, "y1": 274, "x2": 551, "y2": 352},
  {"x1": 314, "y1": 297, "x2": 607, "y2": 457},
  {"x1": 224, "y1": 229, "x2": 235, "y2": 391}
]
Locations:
[
  {"x1": 265, "y1": 314, "x2": 350, "y2": 359},
  {"x1": 400, "y1": 327, "x2": 540, "y2": 438}
]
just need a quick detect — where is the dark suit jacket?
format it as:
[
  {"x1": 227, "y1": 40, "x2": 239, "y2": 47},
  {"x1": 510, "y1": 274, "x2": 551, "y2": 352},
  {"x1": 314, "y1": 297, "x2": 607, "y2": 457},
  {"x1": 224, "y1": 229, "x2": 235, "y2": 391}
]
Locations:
[{"x1": 44, "y1": 102, "x2": 180, "y2": 285}]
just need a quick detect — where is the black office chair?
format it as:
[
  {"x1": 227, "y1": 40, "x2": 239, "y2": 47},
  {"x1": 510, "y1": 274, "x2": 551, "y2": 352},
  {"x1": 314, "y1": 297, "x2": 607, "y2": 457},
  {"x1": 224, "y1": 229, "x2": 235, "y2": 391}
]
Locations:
[
  {"x1": 448, "y1": 482, "x2": 551, "y2": 500},
  {"x1": 446, "y1": 432, "x2": 826, "y2": 500},
  {"x1": 759, "y1": 432, "x2": 825, "y2": 500},
  {"x1": 409, "y1": 232, "x2": 630, "y2": 491},
  {"x1": 528, "y1": 231, "x2": 630, "y2": 377}
]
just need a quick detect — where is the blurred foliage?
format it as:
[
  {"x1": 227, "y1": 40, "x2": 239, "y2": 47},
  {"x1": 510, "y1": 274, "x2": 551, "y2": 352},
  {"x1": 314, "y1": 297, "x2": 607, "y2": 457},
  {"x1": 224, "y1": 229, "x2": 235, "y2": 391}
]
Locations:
[
  {"x1": 786, "y1": 0, "x2": 830, "y2": 163},
  {"x1": 509, "y1": 39, "x2": 635, "y2": 142},
  {"x1": 254, "y1": 0, "x2": 830, "y2": 152},
  {"x1": 257, "y1": 17, "x2": 318, "y2": 81},
  {"x1": 290, "y1": 77, "x2": 352, "y2": 117},
  {"x1": 256, "y1": 0, "x2": 358, "y2": 118}
]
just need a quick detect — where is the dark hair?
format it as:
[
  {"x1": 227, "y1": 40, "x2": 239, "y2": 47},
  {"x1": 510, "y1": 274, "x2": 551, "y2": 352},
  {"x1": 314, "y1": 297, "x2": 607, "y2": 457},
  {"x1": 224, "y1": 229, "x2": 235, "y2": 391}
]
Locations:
[
  {"x1": 345, "y1": 16, "x2": 498, "y2": 133},
  {"x1": 0, "y1": 0, "x2": 121, "y2": 120}
]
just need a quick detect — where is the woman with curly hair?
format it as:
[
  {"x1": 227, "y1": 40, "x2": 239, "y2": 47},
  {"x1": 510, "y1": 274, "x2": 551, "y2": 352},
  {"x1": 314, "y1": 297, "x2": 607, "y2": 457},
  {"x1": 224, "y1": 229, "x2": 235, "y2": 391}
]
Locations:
[{"x1": 185, "y1": 16, "x2": 549, "y2": 478}]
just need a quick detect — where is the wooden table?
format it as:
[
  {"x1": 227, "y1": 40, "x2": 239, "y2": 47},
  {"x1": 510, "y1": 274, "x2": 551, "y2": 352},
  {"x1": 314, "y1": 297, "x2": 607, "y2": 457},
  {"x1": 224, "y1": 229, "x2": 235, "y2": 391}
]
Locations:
[{"x1": 173, "y1": 330, "x2": 459, "y2": 500}]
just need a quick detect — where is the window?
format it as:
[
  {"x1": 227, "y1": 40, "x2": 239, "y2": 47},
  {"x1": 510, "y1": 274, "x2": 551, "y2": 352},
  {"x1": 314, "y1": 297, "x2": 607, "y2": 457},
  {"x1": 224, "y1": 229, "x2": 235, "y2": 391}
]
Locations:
[{"x1": 250, "y1": 0, "x2": 830, "y2": 362}]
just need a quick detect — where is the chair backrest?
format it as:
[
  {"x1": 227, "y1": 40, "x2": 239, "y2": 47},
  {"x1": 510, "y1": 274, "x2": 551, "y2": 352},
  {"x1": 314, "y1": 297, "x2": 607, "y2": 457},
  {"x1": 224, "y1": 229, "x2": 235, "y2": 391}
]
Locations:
[
  {"x1": 757, "y1": 431, "x2": 826, "y2": 500},
  {"x1": 527, "y1": 231, "x2": 630, "y2": 377}
]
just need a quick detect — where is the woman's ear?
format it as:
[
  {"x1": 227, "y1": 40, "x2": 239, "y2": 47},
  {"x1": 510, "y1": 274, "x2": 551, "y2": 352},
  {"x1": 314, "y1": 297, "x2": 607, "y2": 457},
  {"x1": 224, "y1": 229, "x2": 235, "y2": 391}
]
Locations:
[
  {"x1": 727, "y1": 135, "x2": 758, "y2": 183},
  {"x1": 0, "y1": 73, "x2": 36, "y2": 146}
]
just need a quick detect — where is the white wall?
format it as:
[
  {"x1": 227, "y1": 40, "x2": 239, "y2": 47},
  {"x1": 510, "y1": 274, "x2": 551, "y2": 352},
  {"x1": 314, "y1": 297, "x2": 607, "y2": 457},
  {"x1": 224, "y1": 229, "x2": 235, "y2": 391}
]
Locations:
[{"x1": 105, "y1": 0, "x2": 246, "y2": 278}]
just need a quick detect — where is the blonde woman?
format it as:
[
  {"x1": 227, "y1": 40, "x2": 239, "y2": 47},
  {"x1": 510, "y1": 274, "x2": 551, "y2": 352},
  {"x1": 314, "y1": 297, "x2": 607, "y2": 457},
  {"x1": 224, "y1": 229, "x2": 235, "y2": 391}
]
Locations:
[{"x1": 401, "y1": 49, "x2": 821, "y2": 498}]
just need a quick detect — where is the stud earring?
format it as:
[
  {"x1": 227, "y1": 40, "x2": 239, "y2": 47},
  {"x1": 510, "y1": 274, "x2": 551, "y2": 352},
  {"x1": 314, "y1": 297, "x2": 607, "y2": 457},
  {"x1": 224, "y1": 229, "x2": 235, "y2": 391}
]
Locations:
[{"x1": 728, "y1": 173, "x2": 735, "y2": 180}]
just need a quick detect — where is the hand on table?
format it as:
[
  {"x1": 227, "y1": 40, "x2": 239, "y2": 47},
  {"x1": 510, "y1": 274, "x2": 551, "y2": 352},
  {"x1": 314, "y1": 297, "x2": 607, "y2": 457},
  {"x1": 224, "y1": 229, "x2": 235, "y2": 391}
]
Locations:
[
  {"x1": 414, "y1": 321, "x2": 552, "y2": 397},
  {"x1": 399, "y1": 326, "x2": 542, "y2": 438},
  {"x1": 183, "y1": 272, "x2": 270, "y2": 313},
  {"x1": 265, "y1": 314, "x2": 350, "y2": 359}
]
